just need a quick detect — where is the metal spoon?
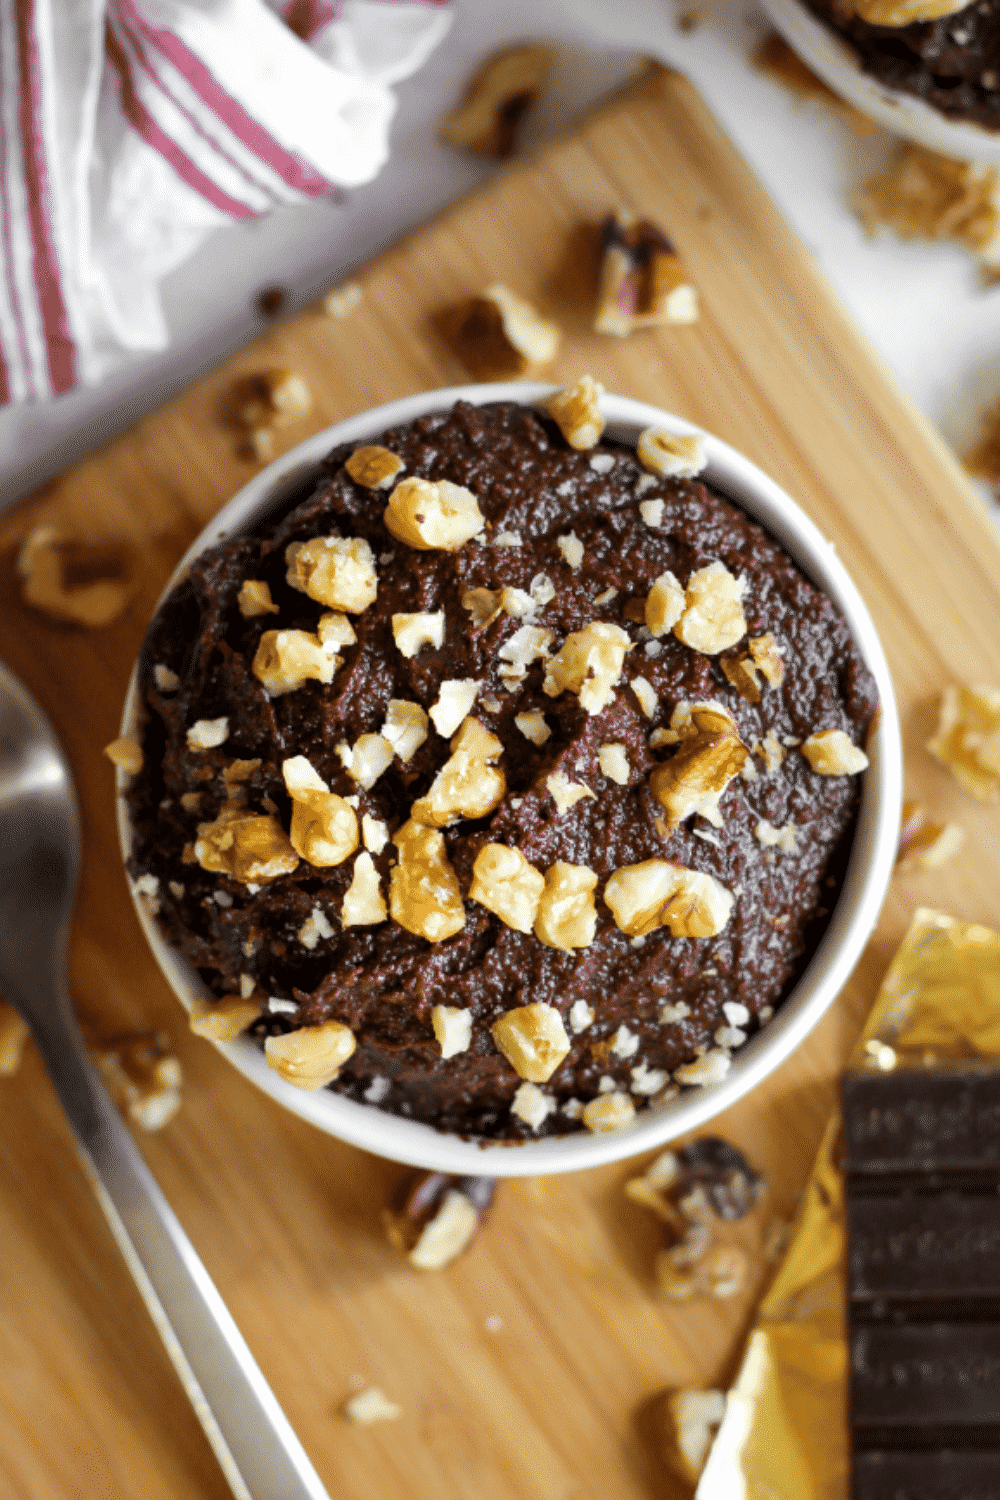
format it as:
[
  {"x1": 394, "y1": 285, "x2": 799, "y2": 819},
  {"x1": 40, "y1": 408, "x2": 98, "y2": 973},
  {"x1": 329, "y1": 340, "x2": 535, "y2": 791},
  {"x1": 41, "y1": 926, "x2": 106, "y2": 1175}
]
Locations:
[{"x1": 0, "y1": 660, "x2": 331, "y2": 1500}]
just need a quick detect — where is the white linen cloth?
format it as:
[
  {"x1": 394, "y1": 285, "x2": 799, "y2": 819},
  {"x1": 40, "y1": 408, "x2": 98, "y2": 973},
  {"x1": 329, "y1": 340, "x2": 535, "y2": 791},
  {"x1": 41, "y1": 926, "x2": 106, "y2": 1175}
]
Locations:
[{"x1": 0, "y1": 0, "x2": 452, "y2": 404}]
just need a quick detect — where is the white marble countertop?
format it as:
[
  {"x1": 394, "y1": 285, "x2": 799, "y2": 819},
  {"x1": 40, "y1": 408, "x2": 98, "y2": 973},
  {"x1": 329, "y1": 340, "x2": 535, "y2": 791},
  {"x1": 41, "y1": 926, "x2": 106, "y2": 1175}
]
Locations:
[{"x1": 3, "y1": 0, "x2": 999, "y2": 511}]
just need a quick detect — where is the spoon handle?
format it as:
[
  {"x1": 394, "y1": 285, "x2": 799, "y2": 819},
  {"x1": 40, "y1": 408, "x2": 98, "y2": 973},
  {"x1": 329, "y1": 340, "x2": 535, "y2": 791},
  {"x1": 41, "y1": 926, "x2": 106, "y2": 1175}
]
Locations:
[{"x1": 31, "y1": 999, "x2": 331, "y2": 1500}]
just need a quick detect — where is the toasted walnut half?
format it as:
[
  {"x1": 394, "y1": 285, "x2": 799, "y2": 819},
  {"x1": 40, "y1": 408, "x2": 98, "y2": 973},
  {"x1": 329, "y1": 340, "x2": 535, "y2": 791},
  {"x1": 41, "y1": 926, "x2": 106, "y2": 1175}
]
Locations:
[
  {"x1": 282, "y1": 755, "x2": 359, "y2": 866},
  {"x1": 582, "y1": 1092, "x2": 636, "y2": 1133},
  {"x1": 238, "y1": 579, "x2": 280, "y2": 618},
  {"x1": 534, "y1": 862, "x2": 598, "y2": 950},
  {"x1": 285, "y1": 535, "x2": 377, "y2": 613},
  {"x1": 546, "y1": 376, "x2": 605, "y2": 450},
  {"x1": 392, "y1": 611, "x2": 445, "y2": 659},
  {"x1": 440, "y1": 42, "x2": 553, "y2": 157},
  {"x1": 342, "y1": 851, "x2": 388, "y2": 927},
  {"x1": 265, "y1": 1020, "x2": 356, "y2": 1090},
  {"x1": 470, "y1": 844, "x2": 545, "y2": 932},
  {"x1": 637, "y1": 428, "x2": 707, "y2": 479},
  {"x1": 674, "y1": 562, "x2": 747, "y2": 655},
  {"x1": 604, "y1": 859, "x2": 733, "y2": 939},
  {"x1": 389, "y1": 820, "x2": 466, "y2": 942},
  {"x1": 926, "y1": 684, "x2": 1000, "y2": 799},
  {"x1": 650, "y1": 705, "x2": 747, "y2": 828},
  {"x1": 104, "y1": 735, "x2": 143, "y2": 776},
  {"x1": 384, "y1": 476, "x2": 486, "y2": 552},
  {"x1": 253, "y1": 627, "x2": 338, "y2": 696},
  {"x1": 646, "y1": 570, "x2": 686, "y2": 637},
  {"x1": 412, "y1": 717, "x2": 504, "y2": 827},
  {"x1": 345, "y1": 445, "x2": 404, "y2": 490},
  {"x1": 451, "y1": 285, "x2": 560, "y2": 379},
  {"x1": 543, "y1": 622, "x2": 633, "y2": 714},
  {"x1": 595, "y1": 213, "x2": 699, "y2": 335},
  {"x1": 491, "y1": 1002, "x2": 570, "y2": 1083},
  {"x1": 801, "y1": 729, "x2": 869, "y2": 776},
  {"x1": 17, "y1": 525, "x2": 135, "y2": 627},
  {"x1": 188, "y1": 994, "x2": 264, "y2": 1040},
  {"x1": 194, "y1": 803, "x2": 299, "y2": 883},
  {"x1": 381, "y1": 699, "x2": 429, "y2": 762}
]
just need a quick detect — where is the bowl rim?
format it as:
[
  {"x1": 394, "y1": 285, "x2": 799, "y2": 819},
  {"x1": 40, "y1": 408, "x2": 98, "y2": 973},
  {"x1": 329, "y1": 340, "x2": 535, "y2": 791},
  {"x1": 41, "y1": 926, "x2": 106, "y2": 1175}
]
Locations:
[
  {"x1": 761, "y1": 0, "x2": 1000, "y2": 162},
  {"x1": 118, "y1": 380, "x2": 903, "y2": 1177}
]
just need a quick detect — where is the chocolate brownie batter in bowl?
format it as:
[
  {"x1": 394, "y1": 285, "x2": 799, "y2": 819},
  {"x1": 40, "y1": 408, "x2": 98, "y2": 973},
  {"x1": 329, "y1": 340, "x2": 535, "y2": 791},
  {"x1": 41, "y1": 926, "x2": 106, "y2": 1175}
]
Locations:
[
  {"x1": 117, "y1": 382, "x2": 901, "y2": 1175},
  {"x1": 764, "y1": 0, "x2": 1000, "y2": 159}
]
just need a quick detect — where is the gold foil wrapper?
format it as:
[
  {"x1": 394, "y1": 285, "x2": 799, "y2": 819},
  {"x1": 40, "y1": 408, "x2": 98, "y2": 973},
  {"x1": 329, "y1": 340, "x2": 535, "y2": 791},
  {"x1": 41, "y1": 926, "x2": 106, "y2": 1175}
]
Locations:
[{"x1": 696, "y1": 909, "x2": 1000, "y2": 1500}]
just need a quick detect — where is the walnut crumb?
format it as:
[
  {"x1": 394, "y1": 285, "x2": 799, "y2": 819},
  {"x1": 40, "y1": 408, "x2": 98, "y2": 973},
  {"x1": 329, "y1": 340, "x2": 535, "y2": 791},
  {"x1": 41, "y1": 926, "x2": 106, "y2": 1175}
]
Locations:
[
  {"x1": 104, "y1": 735, "x2": 143, "y2": 776},
  {"x1": 801, "y1": 729, "x2": 869, "y2": 776},
  {"x1": 545, "y1": 376, "x2": 605, "y2": 450},
  {"x1": 345, "y1": 445, "x2": 405, "y2": 490}
]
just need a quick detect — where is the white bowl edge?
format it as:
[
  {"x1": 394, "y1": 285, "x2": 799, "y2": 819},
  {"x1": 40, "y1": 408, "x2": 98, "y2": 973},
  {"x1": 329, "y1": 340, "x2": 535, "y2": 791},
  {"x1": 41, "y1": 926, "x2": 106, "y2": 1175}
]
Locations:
[
  {"x1": 118, "y1": 381, "x2": 903, "y2": 1177},
  {"x1": 762, "y1": 0, "x2": 1000, "y2": 163}
]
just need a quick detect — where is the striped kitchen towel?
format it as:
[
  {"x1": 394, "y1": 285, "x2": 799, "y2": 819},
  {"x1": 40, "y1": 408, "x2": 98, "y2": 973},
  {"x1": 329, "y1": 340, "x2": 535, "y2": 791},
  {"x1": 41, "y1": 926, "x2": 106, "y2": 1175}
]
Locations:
[{"x1": 0, "y1": 0, "x2": 452, "y2": 405}]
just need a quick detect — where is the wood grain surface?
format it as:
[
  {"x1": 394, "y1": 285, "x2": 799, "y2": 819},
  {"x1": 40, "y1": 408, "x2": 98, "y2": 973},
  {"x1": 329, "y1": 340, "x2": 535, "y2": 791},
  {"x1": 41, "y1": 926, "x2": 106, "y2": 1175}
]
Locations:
[{"x1": 2, "y1": 66, "x2": 999, "y2": 1500}]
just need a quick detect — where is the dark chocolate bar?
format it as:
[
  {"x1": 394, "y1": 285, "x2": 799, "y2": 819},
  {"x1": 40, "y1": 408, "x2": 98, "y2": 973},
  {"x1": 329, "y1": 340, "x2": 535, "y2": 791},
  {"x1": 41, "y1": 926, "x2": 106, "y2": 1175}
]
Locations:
[{"x1": 842, "y1": 1065, "x2": 1000, "y2": 1495}]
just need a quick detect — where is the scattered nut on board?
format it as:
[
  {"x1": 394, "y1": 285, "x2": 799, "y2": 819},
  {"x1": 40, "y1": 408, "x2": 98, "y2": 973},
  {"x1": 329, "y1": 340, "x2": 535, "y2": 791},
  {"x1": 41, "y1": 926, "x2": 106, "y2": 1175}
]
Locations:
[
  {"x1": 753, "y1": 32, "x2": 874, "y2": 126},
  {"x1": 965, "y1": 398, "x2": 1000, "y2": 490},
  {"x1": 231, "y1": 368, "x2": 313, "y2": 462},
  {"x1": 383, "y1": 1171, "x2": 497, "y2": 1270},
  {"x1": 896, "y1": 798, "x2": 964, "y2": 871},
  {"x1": 926, "y1": 683, "x2": 1000, "y2": 799},
  {"x1": 341, "y1": 1388, "x2": 402, "y2": 1424},
  {"x1": 440, "y1": 42, "x2": 554, "y2": 157},
  {"x1": 93, "y1": 1031, "x2": 182, "y2": 1131},
  {"x1": 449, "y1": 284, "x2": 560, "y2": 379},
  {"x1": 0, "y1": 1002, "x2": 29, "y2": 1077},
  {"x1": 17, "y1": 525, "x2": 135, "y2": 627},
  {"x1": 651, "y1": 1387, "x2": 727, "y2": 1488},
  {"x1": 321, "y1": 282, "x2": 362, "y2": 320},
  {"x1": 857, "y1": 145, "x2": 1000, "y2": 280},
  {"x1": 594, "y1": 212, "x2": 698, "y2": 335}
]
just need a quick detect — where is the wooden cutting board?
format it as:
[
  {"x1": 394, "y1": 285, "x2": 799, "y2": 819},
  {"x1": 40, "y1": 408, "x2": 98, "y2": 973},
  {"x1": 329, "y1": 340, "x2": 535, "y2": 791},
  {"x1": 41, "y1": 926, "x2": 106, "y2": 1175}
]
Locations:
[{"x1": 2, "y1": 65, "x2": 999, "y2": 1500}]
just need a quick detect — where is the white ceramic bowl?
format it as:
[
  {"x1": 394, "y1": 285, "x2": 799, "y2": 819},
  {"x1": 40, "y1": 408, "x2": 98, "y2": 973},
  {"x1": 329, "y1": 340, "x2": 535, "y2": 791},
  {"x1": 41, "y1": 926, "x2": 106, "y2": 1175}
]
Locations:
[
  {"x1": 118, "y1": 382, "x2": 902, "y2": 1177},
  {"x1": 763, "y1": 0, "x2": 1000, "y2": 162}
]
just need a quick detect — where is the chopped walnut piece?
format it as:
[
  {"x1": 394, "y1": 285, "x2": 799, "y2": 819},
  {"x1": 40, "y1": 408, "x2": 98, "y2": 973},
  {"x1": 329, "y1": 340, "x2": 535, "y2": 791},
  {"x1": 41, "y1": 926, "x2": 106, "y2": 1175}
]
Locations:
[
  {"x1": 236, "y1": 368, "x2": 312, "y2": 431},
  {"x1": 0, "y1": 1002, "x2": 29, "y2": 1077},
  {"x1": 674, "y1": 1050, "x2": 732, "y2": 1086},
  {"x1": 637, "y1": 428, "x2": 707, "y2": 479},
  {"x1": 657, "y1": 1241, "x2": 748, "y2": 1300},
  {"x1": 389, "y1": 820, "x2": 465, "y2": 942},
  {"x1": 384, "y1": 1172, "x2": 495, "y2": 1269},
  {"x1": 342, "y1": 851, "x2": 388, "y2": 927},
  {"x1": 515, "y1": 708, "x2": 551, "y2": 745},
  {"x1": 153, "y1": 664, "x2": 180, "y2": 693},
  {"x1": 237, "y1": 579, "x2": 280, "y2": 618},
  {"x1": 391, "y1": 610, "x2": 445, "y2": 659},
  {"x1": 632, "y1": 675, "x2": 658, "y2": 719},
  {"x1": 265, "y1": 1019, "x2": 356, "y2": 1090},
  {"x1": 187, "y1": 717, "x2": 229, "y2": 751},
  {"x1": 104, "y1": 735, "x2": 143, "y2": 776},
  {"x1": 896, "y1": 802, "x2": 964, "y2": 871},
  {"x1": 546, "y1": 771, "x2": 597, "y2": 814},
  {"x1": 381, "y1": 699, "x2": 429, "y2": 762},
  {"x1": 966, "y1": 399, "x2": 1000, "y2": 488},
  {"x1": 662, "y1": 1390, "x2": 727, "y2": 1486},
  {"x1": 604, "y1": 858, "x2": 733, "y2": 938},
  {"x1": 194, "y1": 804, "x2": 299, "y2": 884},
  {"x1": 858, "y1": 146, "x2": 1000, "y2": 269},
  {"x1": 650, "y1": 705, "x2": 747, "y2": 827},
  {"x1": 429, "y1": 679, "x2": 481, "y2": 738},
  {"x1": 338, "y1": 733, "x2": 394, "y2": 791},
  {"x1": 557, "y1": 531, "x2": 584, "y2": 570},
  {"x1": 384, "y1": 476, "x2": 485, "y2": 552},
  {"x1": 597, "y1": 743, "x2": 630, "y2": 785},
  {"x1": 491, "y1": 1002, "x2": 570, "y2": 1083},
  {"x1": 512, "y1": 1081, "x2": 557, "y2": 1130},
  {"x1": 345, "y1": 445, "x2": 405, "y2": 490},
  {"x1": 720, "y1": 653, "x2": 761, "y2": 704},
  {"x1": 321, "y1": 281, "x2": 362, "y2": 319},
  {"x1": 582, "y1": 1092, "x2": 636, "y2": 1133},
  {"x1": 927, "y1": 684, "x2": 1000, "y2": 799},
  {"x1": 341, "y1": 1388, "x2": 401, "y2": 1425},
  {"x1": 470, "y1": 844, "x2": 545, "y2": 932},
  {"x1": 432, "y1": 1005, "x2": 473, "y2": 1058},
  {"x1": 674, "y1": 562, "x2": 746, "y2": 655},
  {"x1": 412, "y1": 718, "x2": 505, "y2": 827},
  {"x1": 645, "y1": 569, "x2": 686, "y2": 637},
  {"x1": 440, "y1": 42, "x2": 553, "y2": 157},
  {"x1": 755, "y1": 819, "x2": 797, "y2": 853},
  {"x1": 545, "y1": 376, "x2": 605, "y2": 451},
  {"x1": 285, "y1": 535, "x2": 377, "y2": 613},
  {"x1": 853, "y1": 0, "x2": 969, "y2": 23},
  {"x1": 298, "y1": 904, "x2": 334, "y2": 950},
  {"x1": 594, "y1": 212, "x2": 699, "y2": 335},
  {"x1": 282, "y1": 755, "x2": 359, "y2": 866},
  {"x1": 17, "y1": 525, "x2": 135, "y2": 627},
  {"x1": 451, "y1": 284, "x2": 560, "y2": 379},
  {"x1": 252, "y1": 627, "x2": 339, "y2": 696},
  {"x1": 499, "y1": 624, "x2": 553, "y2": 690},
  {"x1": 543, "y1": 621, "x2": 632, "y2": 713},
  {"x1": 462, "y1": 587, "x2": 503, "y2": 631},
  {"x1": 749, "y1": 632, "x2": 784, "y2": 687},
  {"x1": 534, "y1": 862, "x2": 598, "y2": 950},
  {"x1": 188, "y1": 994, "x2": 264, "y2": 1040},
  {"x1": 756, "y1": 728, "x2": 786, "y2": 773},
  {"x1": 401, "y1": 1186, "x2": 480, "y2": 1263},
  {"x1": 801, "y1": 729, "x2": 869, "y2": 776},
  {"x1": 95, "y1": 1033, "x2": 182, "y2": 1131}
]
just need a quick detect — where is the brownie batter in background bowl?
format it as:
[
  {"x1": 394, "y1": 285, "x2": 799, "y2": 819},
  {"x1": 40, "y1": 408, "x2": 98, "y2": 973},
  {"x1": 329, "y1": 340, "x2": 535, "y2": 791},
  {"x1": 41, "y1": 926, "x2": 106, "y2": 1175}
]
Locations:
[
  {"x1": 116, "y1": 383, "x2": 902, "y2": 1176},
  {"x1": 763, "y1": 0, "x2": 1000, "y2": 161}
]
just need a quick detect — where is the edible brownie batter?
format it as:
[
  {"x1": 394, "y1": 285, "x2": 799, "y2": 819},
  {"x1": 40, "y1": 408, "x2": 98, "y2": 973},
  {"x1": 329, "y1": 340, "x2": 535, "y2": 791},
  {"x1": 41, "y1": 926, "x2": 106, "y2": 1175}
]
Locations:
[
  {"x1": 127, "y1": 399, "x2": 877, "y2": 1139},
  {"x1": 805, "y1": 0, "x2": 1000, "y2": 128}
]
